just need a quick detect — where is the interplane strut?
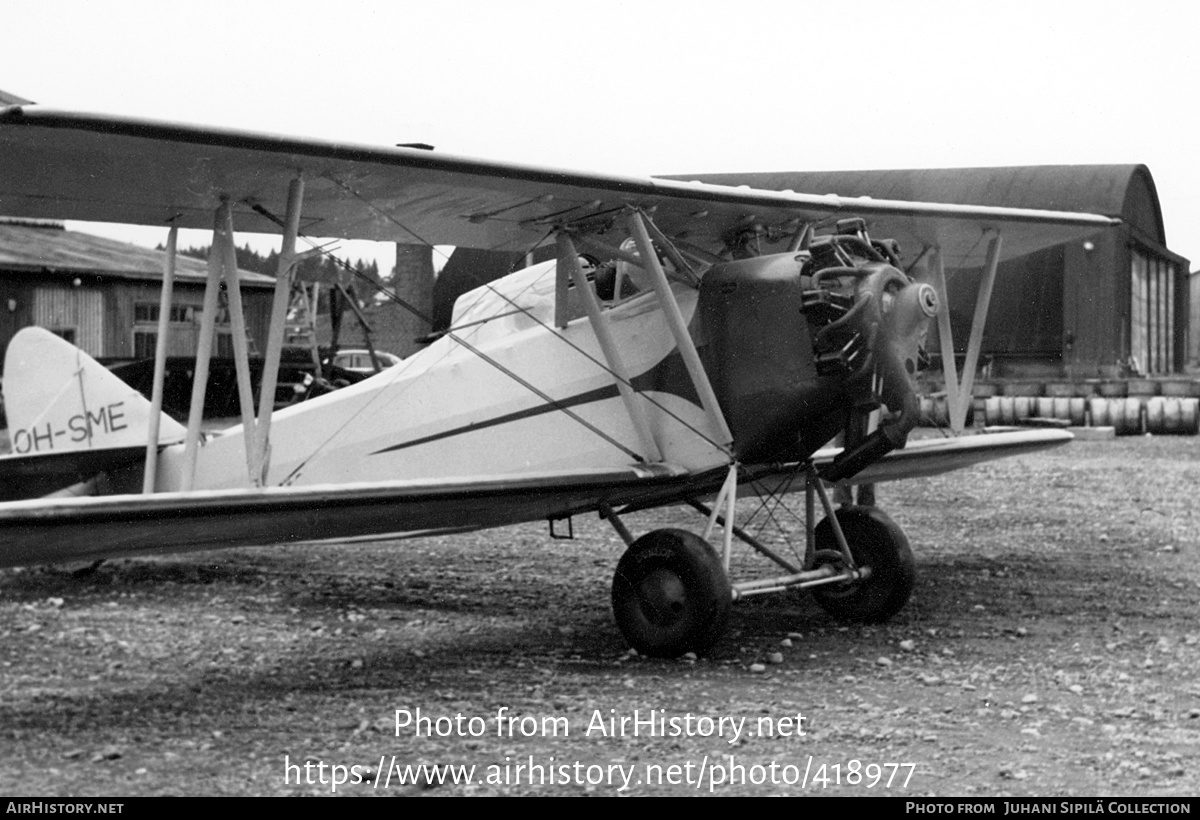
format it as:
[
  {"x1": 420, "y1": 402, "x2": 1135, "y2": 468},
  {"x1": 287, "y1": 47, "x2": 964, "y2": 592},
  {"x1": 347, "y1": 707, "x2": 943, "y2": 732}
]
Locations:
[{"x1": 924, "y1": 231, "x2": 1003, "y2": 434}]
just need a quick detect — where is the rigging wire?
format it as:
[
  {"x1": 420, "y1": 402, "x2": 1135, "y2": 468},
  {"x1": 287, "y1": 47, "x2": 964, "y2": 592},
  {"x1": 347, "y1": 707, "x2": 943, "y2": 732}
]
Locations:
[
  {"x1": 474, "y1": 272, "x2": 729, "y2": 456},
  {"x1": 297, "y1": 177, "x2": 729, "y2": 461},
  {"x1": 249, "y1": 196, "x2": 647, "y2": 475}
]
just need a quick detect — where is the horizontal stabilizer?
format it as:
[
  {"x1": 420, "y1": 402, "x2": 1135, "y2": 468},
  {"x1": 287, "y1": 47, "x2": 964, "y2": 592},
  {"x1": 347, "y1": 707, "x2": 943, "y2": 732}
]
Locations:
[{"x1": 0, "y1": 447, "x2": 145, "y2": 501}]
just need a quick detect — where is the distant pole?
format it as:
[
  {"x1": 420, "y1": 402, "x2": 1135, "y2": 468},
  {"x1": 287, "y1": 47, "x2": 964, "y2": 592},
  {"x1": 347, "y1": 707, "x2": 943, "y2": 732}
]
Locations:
[{"x1": 393, "y1": 243, "x2": 434, "y2": 358}]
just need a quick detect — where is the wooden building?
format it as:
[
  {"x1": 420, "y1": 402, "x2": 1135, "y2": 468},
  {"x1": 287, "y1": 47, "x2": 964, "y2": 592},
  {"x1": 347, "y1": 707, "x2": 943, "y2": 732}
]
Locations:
[
  {"x1": 673, "y1": 166, "x2": 1189, "y2": 380},
  {"x1": 1191, "y1": 268, "x2": 1200, "y2": 370},
  {"x1": 0, "y1": 221, "x2": 275, "y2": 372}
]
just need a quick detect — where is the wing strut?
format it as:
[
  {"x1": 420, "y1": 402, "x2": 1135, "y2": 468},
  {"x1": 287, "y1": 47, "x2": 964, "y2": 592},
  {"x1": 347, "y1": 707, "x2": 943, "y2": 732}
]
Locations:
[
  {"x1": 251, "y1": 175, "x2": 305, "y2": 485},
  {"x1": 142, "y1": 224, "x2": 178, "y2": 493},
  {"x1": 555, "y1": 232, "x2": 663, "y2": 462},
  {"x1": 956, "y1": 232, "x2": 1003, "y2": 429},
  {"x1": 926, "y1": 233, "x2": 1003, "y2": 434},
  {"x1": 179, "y1": 205, "x2": 230, "y2": 491},
  {"x1": 626, "y1": 210, "x2": 734, "y2": 456},
  {"x1": 217, "y1": 203, "x2": 260, "y2": 480},
  {"x1": 179, "y1": 200, "x2": 268, "y2": 489}
]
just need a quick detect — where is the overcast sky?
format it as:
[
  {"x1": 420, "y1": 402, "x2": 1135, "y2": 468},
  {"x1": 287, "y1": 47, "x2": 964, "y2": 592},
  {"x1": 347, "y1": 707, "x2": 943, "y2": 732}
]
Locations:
[{"x1": 2, "y1": 0, "x2": 1197, "y2": 270}]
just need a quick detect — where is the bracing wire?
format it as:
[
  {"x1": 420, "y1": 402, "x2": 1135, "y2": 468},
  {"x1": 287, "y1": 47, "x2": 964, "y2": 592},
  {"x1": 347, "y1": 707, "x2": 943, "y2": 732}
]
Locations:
[
  {"x1": 474, "y1": 275, "x2": 729, "y2": 456},
  {"x1": 249, "y1": 194, "x2": 647, "y2": 472}
]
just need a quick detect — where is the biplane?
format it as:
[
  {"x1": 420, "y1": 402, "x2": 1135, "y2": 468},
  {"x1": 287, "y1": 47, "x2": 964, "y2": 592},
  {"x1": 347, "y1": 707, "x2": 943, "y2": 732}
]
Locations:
[{"x1": 0, "y1": 105, "x2": 1113, "y2": 657}]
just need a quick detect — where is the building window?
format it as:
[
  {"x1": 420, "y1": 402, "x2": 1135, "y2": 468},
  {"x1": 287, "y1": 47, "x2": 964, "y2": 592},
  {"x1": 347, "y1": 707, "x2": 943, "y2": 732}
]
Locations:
[
  {"x1": 134, "y1": 302, "x2": 200, "y2": 324},
  {"x1": 134, "y1": 331, "x2": 156, "y2": 359},
  {"x1": 48, "y1": 328, "x2": 76, "y2": 345}
]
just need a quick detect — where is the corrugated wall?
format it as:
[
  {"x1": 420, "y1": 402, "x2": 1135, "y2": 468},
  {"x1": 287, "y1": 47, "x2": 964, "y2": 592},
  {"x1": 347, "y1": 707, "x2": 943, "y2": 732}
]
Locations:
[
  {"x1": 32, "y1": 286, "x2": 104, "y2": 355},
  {"x1": 23, "y1": 280, "x2": 273, "y2": 362}
]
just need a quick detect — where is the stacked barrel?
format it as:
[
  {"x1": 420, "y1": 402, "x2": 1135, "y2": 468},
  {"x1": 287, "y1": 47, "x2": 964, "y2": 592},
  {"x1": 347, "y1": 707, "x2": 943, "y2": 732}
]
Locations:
[{"x1": 918, "y1": 378, "x2": 1200, "y2": 434}]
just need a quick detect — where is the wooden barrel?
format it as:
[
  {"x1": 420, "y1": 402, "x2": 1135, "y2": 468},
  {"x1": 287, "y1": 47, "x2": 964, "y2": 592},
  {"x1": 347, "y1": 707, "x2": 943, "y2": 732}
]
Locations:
[
  {"x1": 1127, "y1": 378, "x2": 1159, "y2": 397},
  {"x1": 1014, "y1": 396, "x2": 1036, "y2": 420},
  {"x1": 1088, "y1": 397, "x2": 1109, "y2": 427},
  {"x1": 919, "y1": 395, "x2": 953, "y2": 427},
  {"x1": 1161, "y1": 379, "x2": 1200, "y2": 398},
  {"x1": 1161, "y1": 398, "x2": 1181, "y2": 434},
  {"x1": 1146, "y1": 397, "x2": 1165, "y2": 435},
  {"x1": 1182, "y1": 399, "x2": 1200, "y2": 435},
  {"x1": 1108, "y1": 398, "x2": 1129, "y2": 434},
  {"x1": 1110, "y1": 397, "x2": 1142, "y2": 435},
  {"x1": 1068, "y1": 397, "x2": 1087, "y2": 426},
  {"x1": 1035, "y1": 397, "x2": 1055, "y2": 418},
  {"x1": 1002, "y1": 381, "x2": 1044, "y2": 397},
  {"x1": 986, "y1": 396, "x2": 1016, "y2": 426},
  {"x1": 935, "y1": 396, "x2": 951, "y2": 427},
  {"x1": 919, "y1": 395, "x2": 936, "y2": 426},
  {"x1": 1047, "y1": 397, "x2": 1073, "y2": 422},
  {"x1": 1152, "y1": 397, "x2": 1200, "y2": 435},
  {"x1": 972, "y1": 397, "x2": 988, "y2": 425}
]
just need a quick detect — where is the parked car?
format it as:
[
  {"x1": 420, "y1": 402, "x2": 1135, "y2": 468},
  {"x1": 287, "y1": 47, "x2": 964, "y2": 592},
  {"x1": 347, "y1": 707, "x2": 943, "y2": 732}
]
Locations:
[{"x1": 328, "y1": 349, "x2": 402, "y2": 374}]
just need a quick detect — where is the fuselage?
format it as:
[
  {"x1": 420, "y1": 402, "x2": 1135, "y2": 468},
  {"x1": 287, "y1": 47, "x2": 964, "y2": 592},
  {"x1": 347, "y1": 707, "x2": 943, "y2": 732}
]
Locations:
[
  {"x1": 154, "y1": 234, "x2": 933, "y2": 493},
  {"x1": 154, "y1": 262, "x2": 726, "y2": 492}
]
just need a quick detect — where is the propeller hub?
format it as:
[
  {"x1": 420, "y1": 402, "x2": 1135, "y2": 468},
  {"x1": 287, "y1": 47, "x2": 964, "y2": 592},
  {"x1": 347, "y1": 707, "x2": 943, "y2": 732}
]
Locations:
[{"x1": 916, "y1": 283, "x2": 938, "y2": 317}]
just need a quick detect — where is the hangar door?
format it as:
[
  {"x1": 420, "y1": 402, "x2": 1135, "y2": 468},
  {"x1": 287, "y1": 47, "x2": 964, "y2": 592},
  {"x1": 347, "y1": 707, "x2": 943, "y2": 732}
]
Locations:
[{"x1": 1130, "y1": 248, "x2": 1176, "y2": 374}]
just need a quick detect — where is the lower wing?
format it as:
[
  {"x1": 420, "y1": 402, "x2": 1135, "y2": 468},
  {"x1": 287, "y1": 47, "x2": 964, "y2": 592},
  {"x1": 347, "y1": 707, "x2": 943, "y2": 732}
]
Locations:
[
  {"x1": 815, "y1": 428, "x2": 1072, "y2": 485},
  {"x1": 0, "y1": 429, "x2": 1068, "y2": 569}
]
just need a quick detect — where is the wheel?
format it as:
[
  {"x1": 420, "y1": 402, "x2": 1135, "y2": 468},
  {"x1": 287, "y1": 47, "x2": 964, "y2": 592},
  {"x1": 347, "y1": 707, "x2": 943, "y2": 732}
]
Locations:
[
  {"x1": 810, "y1": 506, "x2": 915, "y2": 623},
  {"x1": 611, "y1": 528, "x2": 731, "y2": 658}
]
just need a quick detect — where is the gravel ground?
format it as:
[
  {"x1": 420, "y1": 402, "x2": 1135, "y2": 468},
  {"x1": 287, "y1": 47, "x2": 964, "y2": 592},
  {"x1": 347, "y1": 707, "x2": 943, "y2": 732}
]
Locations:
[{"x1": 1, "y1": 435, "x2": 1198, "y2": 797}]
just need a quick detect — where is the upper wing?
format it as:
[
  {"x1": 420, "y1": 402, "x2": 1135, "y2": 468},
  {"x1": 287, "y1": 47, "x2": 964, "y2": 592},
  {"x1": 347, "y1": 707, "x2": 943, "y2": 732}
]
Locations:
[{"x1": 0, "y1": 106, "x2": 1116, "y2": 268}]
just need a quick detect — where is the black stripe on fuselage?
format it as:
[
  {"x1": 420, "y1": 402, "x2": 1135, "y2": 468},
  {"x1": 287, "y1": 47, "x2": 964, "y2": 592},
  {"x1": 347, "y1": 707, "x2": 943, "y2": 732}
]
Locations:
[
  {"x1": 370, "y1": 348, "x2": 702, "y2": 456},
  {"x1": 371, "y1": 384, "x2": 619, "y2": 455}
]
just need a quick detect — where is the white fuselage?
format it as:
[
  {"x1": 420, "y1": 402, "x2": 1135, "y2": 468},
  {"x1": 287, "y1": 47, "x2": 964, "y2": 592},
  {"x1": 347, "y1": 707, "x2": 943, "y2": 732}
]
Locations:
[{"x1": 154, "y1": 262, "x2": 727, "y2": 492}]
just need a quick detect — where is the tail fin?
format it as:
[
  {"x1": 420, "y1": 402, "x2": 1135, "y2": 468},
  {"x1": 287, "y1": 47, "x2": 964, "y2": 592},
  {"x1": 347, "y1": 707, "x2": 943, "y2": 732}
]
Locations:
[{"x1": 3, "y1": 327, "x2": 186, "y2": 456}]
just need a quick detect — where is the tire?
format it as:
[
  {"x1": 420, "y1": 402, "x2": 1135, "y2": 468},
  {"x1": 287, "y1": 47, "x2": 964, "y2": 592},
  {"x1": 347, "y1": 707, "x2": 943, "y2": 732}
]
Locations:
[
  {"x1": 810, "y1": 507, "x2": 916, "y2": 623},
  {"x1": 611, "y1": 529, "x2": 731, "y2": 658}
]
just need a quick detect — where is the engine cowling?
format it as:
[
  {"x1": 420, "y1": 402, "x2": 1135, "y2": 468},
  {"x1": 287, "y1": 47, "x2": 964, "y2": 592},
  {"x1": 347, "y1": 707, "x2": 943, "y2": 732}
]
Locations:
[{"x1": 697, "y1": 237, "x2": 937, "y2": 473}]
